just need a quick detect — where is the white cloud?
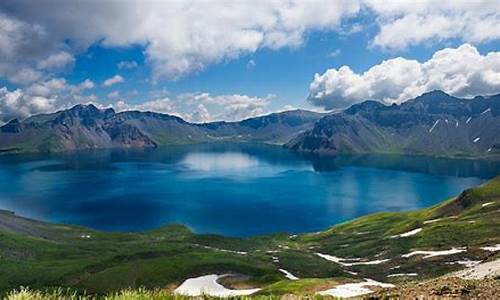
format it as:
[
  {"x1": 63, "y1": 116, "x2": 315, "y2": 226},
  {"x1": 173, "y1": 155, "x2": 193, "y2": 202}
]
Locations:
[
  {"x1": 117, "y1": 60, "x2": 138, "y2": 70},
  {"x1": 0, "y1": 1, "x2": 499, "y2": 83},
  {"x1": 77, "y1": 79, "x2": 95, "y2": 90},
  {"x1": 103, "y1": 75, "x2": 124, "y2": 87},
  {"x1": 365, "y1": 0, "x2": 500, "y2": 50},
  {"x1": 0, "y1": 78, "x2": 97, "y2": 121},
  {"x1": 107, "y1": 90, "x2": 120, "y2": 99},
  {"x1": 0, "y1": 1, "x2": 361, "y2": 81},
  {"x1": 1, "y1": 0, "x2": 500, "y2": 84},
  {"x1": 308, "y1": 44, "x2": 500, "y2": 109},
  {"x1": 112, "y1": 92, "x2": 273, "y2": 123},
  {"x1": 328, "y1": 49, "x2": 341, "y2": 57},
  {"x1": 246, "y1": 59, "x2": 256, "y2": 69},
  {"x1": 37, "y1": 51, "x2": 74, "y2": 70}
]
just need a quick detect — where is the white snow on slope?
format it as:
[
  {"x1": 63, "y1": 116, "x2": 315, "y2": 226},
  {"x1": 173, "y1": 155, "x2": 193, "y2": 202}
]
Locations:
[
  {"x1": 175, "y1": 274, "x2": 260, "y2": 297},
  {"x1": 402, "y1": 248, "x2": 466, "y2": 259},
  {"x1": 451, "y1": 259, "x2": 500, "y2": 279},
  {"x1": 446, "y1": 260, "x2": 481, "y2": 268},
  {"x1": 481, "y1": 108, "x2": 491, "y2": 114},
  {"x1": 316, "y1": 253, "x2": 389, "y2": 266},
  {"x1": 429, "y1": 120, "x2": 440, "y2": 133},
  {"x1": 391, "y1": 228, "x2": 422, "y2": 238},
  {"x1": 195, "y1": 244, "x2": 247, "y2": 255},
  {"x1": 481, "y1": 244, "x2": 500, "y2": 251},
  {"x1": 279, "y1": 269, "x2": 299, "y2": 280},
  {"x1": 317, "y1": 279, "x2": 394, "y2": 298},
  {"x1": 387, "y1": 273, "x2": 418, "y2": 277},
  {"x1": 423, "y1": 218, "x2": 442, "y2": 224}
]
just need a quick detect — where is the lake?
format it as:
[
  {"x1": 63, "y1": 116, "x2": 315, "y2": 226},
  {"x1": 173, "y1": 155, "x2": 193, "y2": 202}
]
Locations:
[{"x1": 0, "y1": 143, "x2": 498, "y2": 237}]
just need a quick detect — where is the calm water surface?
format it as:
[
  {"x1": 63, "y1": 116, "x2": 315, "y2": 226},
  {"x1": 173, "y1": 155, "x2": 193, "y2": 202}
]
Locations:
[{"x1": 0, "y1": 143, "x2": 498, "y2": 236}]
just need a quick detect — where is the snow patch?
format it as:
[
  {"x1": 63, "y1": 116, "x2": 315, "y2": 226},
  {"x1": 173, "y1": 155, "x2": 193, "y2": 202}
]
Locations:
[
  {"x1": 316, "y1": 253, "x2": 389, "y2": 266},
  {"x1": 174, "y1": 274, "x2": 260, "y2": 297},
  {"x1": 279, "y1": 269, "x2": 299, "y2": 280},
  {"x1": 391, "y1": 228, "x2": 422, "y2": 238},
  {"x1": 317, "y1": 279, "x2": 394, "y2": 298},
  {"x1": 451, "y1": 259, "x2": 500, "y2": 279},
  {"x1": 481, "y1": 108, "x2": 491, "y2": 114},
  {"x1": 480, "y1": 244, "x2": 500, "y2": 252},
  {"x1": 423, "y1": 218, "x2": 442, "y2": 224},
  {"x1": 195, "y1": 244, "x2": 247, "y2": 255},
  {"x1": 387, "y1": 273, "x2": 418, "y2": 277},
  {"x1": 402, "y1": 248, "x2": 466, "y2": 259},
  {"x1": 446, "y1": 260, "x2": 481, "y2": 268},
  {"x1": 428, "y1": 120, "x2": 440, "y2": 133}
]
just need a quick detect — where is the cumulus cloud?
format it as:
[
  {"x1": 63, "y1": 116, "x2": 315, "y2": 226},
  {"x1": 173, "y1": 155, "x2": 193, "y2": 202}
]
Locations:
[
  {"x1": 0, "y1": 1, "x2": 499, "y2": 83},
  {"x1": 365, "y1": 0, "x2": 500, "y2": 50},
  {"x1": 37, "y1": 51, "x2": 74, "y2": 70},
  {"x1": 113, "y1": 92, "x2": 273, "y2": 123},
  {"x1": 117, "y1": 60, "x2": 138, "y2": 70},
  {"x1": 103, "y1": 75, "x2": 124, "y2": 87},
  {"x1": 107, "y1": 90, "x2": 120, "y2": 99},
  {"x1": 308, "y1": 44, "x2": 500, "y2": 109},
  {"x1": 0, "y1": 78, "x2": 97, "y2": 121},
  {"x1": 0, "y1": 0, "x2": 361, "y2": 81},
  {"x1": 1, "y1": 1, "x2": 500, "y2": 83},
  {"x1": 246, "y1": 59, "x2": 256, "y2": 69}
]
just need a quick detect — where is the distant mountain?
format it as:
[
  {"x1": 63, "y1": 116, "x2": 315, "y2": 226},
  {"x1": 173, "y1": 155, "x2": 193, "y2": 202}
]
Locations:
[
  {"x1": 0, "y1": 105, "x2": 322, "y2": 153},
  {"x1": 285, "y1": 90, "x2": 500, "y2": 158}
]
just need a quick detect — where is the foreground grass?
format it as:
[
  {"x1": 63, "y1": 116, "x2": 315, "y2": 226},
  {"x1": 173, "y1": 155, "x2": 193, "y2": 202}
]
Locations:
[{"x1": 6, "y1": 287, "x2": 302, "y2": 300}]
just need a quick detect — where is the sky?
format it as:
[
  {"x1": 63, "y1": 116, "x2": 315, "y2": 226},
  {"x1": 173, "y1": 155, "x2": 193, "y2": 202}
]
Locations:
[{"x1": 0, "y1": 0, "x2": 499, "y2": 123}]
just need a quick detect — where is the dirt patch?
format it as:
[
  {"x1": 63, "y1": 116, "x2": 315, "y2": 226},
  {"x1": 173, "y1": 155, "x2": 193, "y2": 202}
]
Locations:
[{"x1": 369, "y1": 277, "x2": 500, "y2": 299}]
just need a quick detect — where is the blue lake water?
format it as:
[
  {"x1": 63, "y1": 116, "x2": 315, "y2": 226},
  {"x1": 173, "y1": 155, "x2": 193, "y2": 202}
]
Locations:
[{"x1": 0, "y1": 143, "x2": 498, "y2": 237}]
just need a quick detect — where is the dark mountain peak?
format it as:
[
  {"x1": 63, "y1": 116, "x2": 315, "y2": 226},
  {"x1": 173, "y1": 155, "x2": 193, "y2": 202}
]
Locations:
[
  {"x1": 410, "y1": 90, "x2": 458, "y2": 105},
  {"x1": 344, "y1": 100, "x2": 385, "y2": 115},
  {"x1": 1, "y1": 118, "x2": 23, "y2": 133},
  {"x1": 68, "y1": 103, "x2": 100, "y2": 114}
]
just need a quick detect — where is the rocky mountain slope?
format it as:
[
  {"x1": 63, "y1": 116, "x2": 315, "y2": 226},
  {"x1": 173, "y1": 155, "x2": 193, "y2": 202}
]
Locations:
[
  {"x1": 286, "y1": 91, "x2": 500, "y2": 158},
  {"x1": 0, "y1": 177, "x2": 498, "y2": 297},
  {"x1": 0, "y1": 106, "x2": 322, "y2": 153}
]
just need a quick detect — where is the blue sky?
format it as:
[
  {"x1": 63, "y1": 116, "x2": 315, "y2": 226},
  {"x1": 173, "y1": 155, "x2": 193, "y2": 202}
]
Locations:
[{"x1": 1, "y1": 1, "x2": 500, "y2": 122}]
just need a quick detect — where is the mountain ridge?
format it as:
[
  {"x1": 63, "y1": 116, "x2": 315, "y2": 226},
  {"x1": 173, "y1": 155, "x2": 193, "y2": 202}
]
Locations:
[
  {"x1": 286, "y1": 90, "x2": 500, "y2": 158},
  {"x1": 0, "y1": 105, "x2": 324, "y2": 153},
  {"x1": 2, "y1": 90, "x2": 500, "y2": 158}
]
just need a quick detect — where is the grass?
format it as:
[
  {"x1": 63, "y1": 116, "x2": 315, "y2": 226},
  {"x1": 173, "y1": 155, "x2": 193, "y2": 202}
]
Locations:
[
  {"x1": 0, "y1": 177, "x2": 499, "y2": 296},
  {"x1": 5, "y1": 287, "x2": 291, "y2": 300}
]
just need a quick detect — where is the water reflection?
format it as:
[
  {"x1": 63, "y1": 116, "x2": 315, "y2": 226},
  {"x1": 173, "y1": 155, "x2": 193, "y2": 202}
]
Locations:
[
  {"x1": 182, "y1": 152, "x2": 259, "y2": 171},
  {"x1": 0, "y1": 143, "x2": 497, "y2": 236}
]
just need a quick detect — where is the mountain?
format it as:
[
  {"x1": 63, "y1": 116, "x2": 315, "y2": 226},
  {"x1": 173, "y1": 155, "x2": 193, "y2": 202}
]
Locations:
[
  {"x1": 0, "y1": 106, "x2": 322, "y2": 153},
  {"x1": 286, "y1": 90, "x2": 500, "y2": 158},
  {"x1": 0, "y1": 176, "x2": 498, "y2": 296}
]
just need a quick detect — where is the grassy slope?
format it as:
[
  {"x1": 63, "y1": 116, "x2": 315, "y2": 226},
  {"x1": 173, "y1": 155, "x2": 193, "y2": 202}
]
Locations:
[{"x1": 0, "y1": 178, "x2": 499, "y2": 296}]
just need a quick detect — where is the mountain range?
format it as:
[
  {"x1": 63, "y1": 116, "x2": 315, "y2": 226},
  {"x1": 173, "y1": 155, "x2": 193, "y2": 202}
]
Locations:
[
  {"x1": 286, "y1": 90, "x2": 500, "y2": 158},
  {"x1": 0, "y1": 105, "x2": 322, "y2": 153},
  {"x1": 1, "y1": 90, "x2": 500, "y2": 158}
]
